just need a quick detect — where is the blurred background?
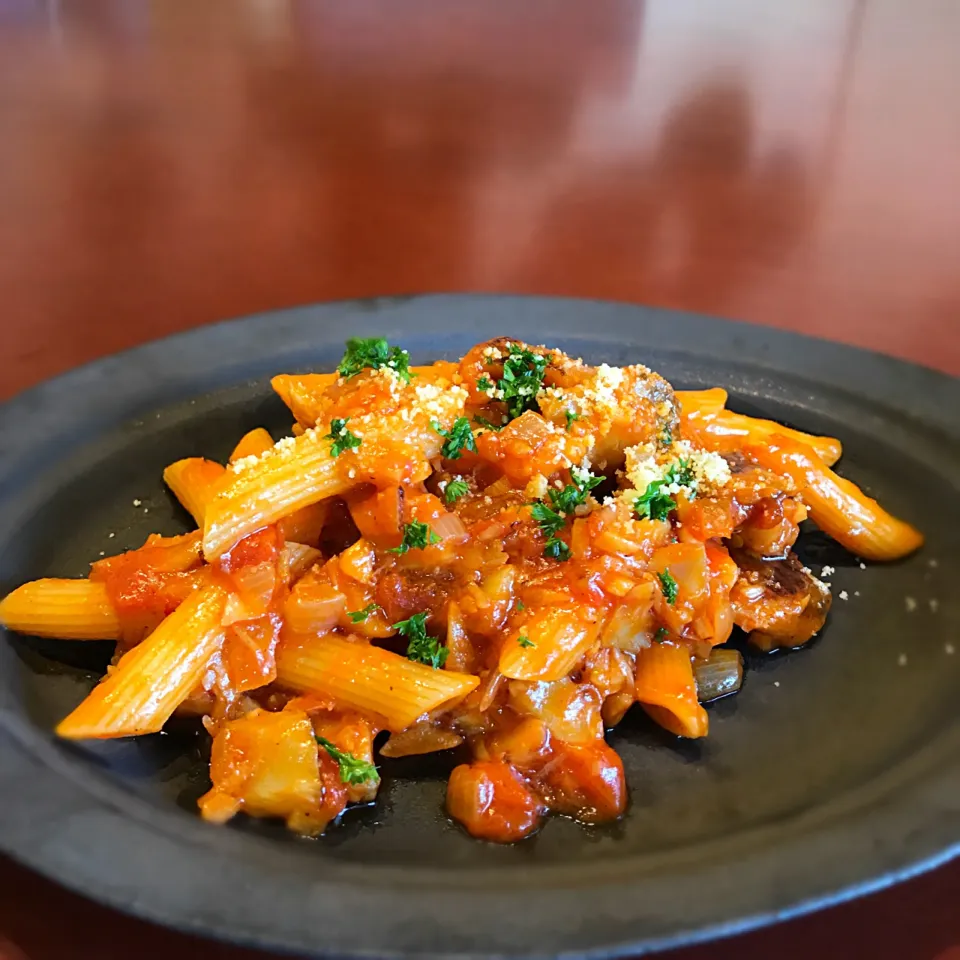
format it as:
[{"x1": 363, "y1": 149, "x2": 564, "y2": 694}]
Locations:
[
  {"x1": 0, "y1": 2, "x2": 957, "y2": 959},
  {"x1": 0, "y1": 0, "x2": 958, "y2": 403}
]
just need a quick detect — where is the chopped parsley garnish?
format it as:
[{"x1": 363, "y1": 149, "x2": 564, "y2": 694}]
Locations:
[
  {"x1": 664, "y1": 458, "x2": 695, "y2": 488},
  {"x1": 444, "y1": 479, "x2": 469, "y2": 503},
  {"x1": 337, "y1": 337, "x2": 412, "y2": 383},
  {"x1": 660, "y1": 423, "x2": 673, "y2": 445},
  {"x1": 565, "y1": 409, "x2": 581, "y2": 430},
  {"x1": 347, "y1": 603, "x2": 380, "y2": 624},
  {"x1": 324, "y1": 418, "x2": 363, "y2": 458},
  {"x1": 543, "y1": 537, "x2": 571, "y2": 562},
  {"x1": 654, "y1": 626, "x2": 669, "y2": 643},
  {"x1": 530, "y1": 466, "x2": 599, "y2": 561},
  {"x1": 394, "y1": 612, "x2": 448, "y2": 669},
  {"x1": 633, "y1": 458, "x2": 696, "y2": 520},
  {"x1": 431, "y1": 417, "x2": 477, "y2": 460},
  {"x1": 389, "y1": 520, "x2": 441, "y2": 555},
  {"x1": 548, "y1": 467, "x2": 603, "y2": 516},
  {"x1": 530, "y1": 502, "x2": 565, "y2": 538},
  {"x1": 316, "y1": 736, "x2": 380, "y2": 785},
  {"x1": 515, "y1": 600, "x2": 526, "y2": 612},
  {"x1": 634, "y1": 484, "x2": 676, "y2": 521},
  {"x1": 499, "y1": 344, "x2": 550, "y2": 419},
  {"x1": 517, "y1": 635, "x2": 535, "y2": 648},
  {"x1": 658, "y1": 570, "x2": 679, "y2": 605},
  {"x1": 477, "y1": 375, "x2": 493, "y2": 392},
  {"x1": 473, "y1": 415, "x2": 505, "y2": 432}
]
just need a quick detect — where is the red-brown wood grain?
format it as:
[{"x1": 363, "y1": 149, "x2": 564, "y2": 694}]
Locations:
[{"x1": 0, "y1": 1, "x2": 956, "y2": 958}]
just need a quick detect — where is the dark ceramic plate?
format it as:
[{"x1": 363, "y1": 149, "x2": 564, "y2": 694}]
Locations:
[{"x1": 0, "y1": 296, "x2": 957, "y2": 959}]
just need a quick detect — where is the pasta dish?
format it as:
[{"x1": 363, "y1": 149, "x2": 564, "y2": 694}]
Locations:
[{"x1": 0, "y1": 338, "x2": 923, "y2": 843}]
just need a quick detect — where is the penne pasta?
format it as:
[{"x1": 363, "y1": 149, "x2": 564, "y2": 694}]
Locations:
[
  {"x1": 747, "y1": 435, "x2": 924, "y2": 561},
  {"x1": 203, "y1": 432, "x2": 352, "y2": 560},
  {"x1": 2, "y1": 334, "x2": 926, "y2": 845},
  {"x1": 271, "y1": 374, "x2": 337, "y2": 428},
  {"x1": 56, "y1": 584, "x2": 227, "y2": 739},
  {"x1": 683, "y1": 407, "x2": 843, "y2": 466},
  {"x1": 163, "y1": 458, "x2": 226, "y2": 526},
  {"x1": 230, "y1": 427, "x2": 275, "y2": 464},
  {"x1": 634, "y1": 640, "x2": 708, "y2": 739},
  {"x1": 0, "y1": 579, "x2": 121, "y2": 640},
  {"x1": 675, "y1": 388, "x2": 728, "y2": 417},
  {"x1": 273, "y1": 363, "x2": 460, "y2": 428},
  {"x1": 276, "y1": 633, "x2": 479, "y2": 731}
]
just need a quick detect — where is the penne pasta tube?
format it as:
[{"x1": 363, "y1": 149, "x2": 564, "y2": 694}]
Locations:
[
  {"x1": 499, "y1": 607, "x2": 600, "y2": 682},
  {"x1": 271, "y1": 374, "x2": 336, "y2": 428},
  {"x1": 203, "y1": 432, "x2": 352, "y2": 560},
  {"x1": 56, "y1": 584, "x2": 227, "y2": 739},
  {"x1": 229, "y1": 427, "x2": 275, "y2": 464},
  {"x1": 746, "y1": 435, "x2": 924, "y2": 561},
  {"x1": 273, "y1": 363, "x2": 460, "y2": 427},
  {"x1": 275, "y1": 633, "x2": 479, "y2": 732},
  {"x1": 204, "y1": 384, "x2": 466, "y2": 560},
  {"x1": 0, "y1": 579, "x2": 121, "y2": 640},
  {"x1": 684, "y1": 408, "x2": 843, "y2": 466},
  {"x1": 163, "y1": 458, "x2": 226, "y2": 526},
  {"x1": 634, "y1": 640, "x2": 708, "y2": 738},
  {"x1": 675, "y1": 388, "x2": 728, "y2": 417}
]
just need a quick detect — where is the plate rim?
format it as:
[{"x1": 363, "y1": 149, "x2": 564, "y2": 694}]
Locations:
[{"x1": 0, "y1": 294, "x2": 957, "y2": 958}]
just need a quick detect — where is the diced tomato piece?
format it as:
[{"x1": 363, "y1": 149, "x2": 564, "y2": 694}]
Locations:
[
  {"x1": 219, "y1": 526, "x2": 283, "y2": 573},
  {"x1": 540, "y1": 740, "x2": 626, "y2": 823},
  {"x1": 446, "y1": 761, "x2": 544, "y2": 843}
]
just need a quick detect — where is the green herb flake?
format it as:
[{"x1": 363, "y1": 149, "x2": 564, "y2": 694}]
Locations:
[
  {"x1": 565, "y1": 409, "x2": 581, "y2": 430},
  {"x1": 633, "y1": 457, "x2": 697, "y2": 520},
  {"x1": 499, "y1": 344, "x2": 550, "y2": 420},
  {"x1": 324, "y1": 418, "x2": 363, "y2": 458},
  {"x1": 316, "y1": 736, "x2": 380, "y2": 785},
  {"x1": 548, "y1": 466, "x2": 603, "y2": 516},
  {"x1": 517, "y1": 635, "x2": 535, "y2": 649},
  {"x1": 477, "y1": 375, "x2": 494, "y2": 393},
  {"x1": 431, "y1": 417, "x2": 477, "y2": 460},
  {"x1": 443, "y1": 479, "x2": 470, "y2": 504},
  {"x1": 660, "y1": 423, "x2": 673, "y2": 445},
  {"x1": 658, "y1": 570, "x2": 679, "y2": 605},
  {"x1": 515, "y1": 600, "x2": 526, "y2": 612},
  {"x1": 634, "y1": 483, "x2": 677, "y2": 521},
  {"x1": 347, "y1": 603, "x2": 380, "y2": 624},
  {"x1": 337, "y1": 337, "x2": 412, "y2": 383},
  {"x1": 394, "y1": 612, "x2": 448, "y2": 669},
  {"x1": 654, "y1": 626, "x2": 669, "y2": 643},
  {"x1": 389, "y1": 520, "x2": 441, "y2": 555},
  {"x1": 663, "y1": 458, "x2": 695, "y2": 488},
  {"x1": 530, "y1": 502, "x2": 565, "y2": 538},
  {"x1": 543, "y1": 537, "x2": 571, "y2": 562}
]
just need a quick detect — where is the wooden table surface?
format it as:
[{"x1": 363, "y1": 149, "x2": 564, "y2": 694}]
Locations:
[{"x1": 0, "y1": 1, "x2": 957, "y2": 958}]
